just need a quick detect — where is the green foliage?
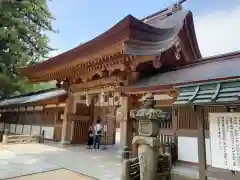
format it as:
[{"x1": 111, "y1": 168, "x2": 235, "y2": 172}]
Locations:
[{"x1": 0, "y1": 0, "x2": 55, "y2": 98}]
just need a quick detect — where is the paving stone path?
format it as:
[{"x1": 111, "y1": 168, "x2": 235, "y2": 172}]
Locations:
[
  {"x1": 8, "y1": 169, "x2": 96, "y2": 180},
  {"x1": 0, "y1": 143, "x2": 217, "y2": 180},
  {"x1": 0, "y1": 144, "x2": 121, "y2": 180}
]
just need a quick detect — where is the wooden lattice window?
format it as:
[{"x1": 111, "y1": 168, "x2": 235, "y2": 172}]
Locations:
[{"x1": 177, "y1": 106, "x2": 197, "y2": 130}]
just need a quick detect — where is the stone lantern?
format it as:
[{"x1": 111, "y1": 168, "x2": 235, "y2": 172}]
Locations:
[{"x1": 131, "y1": 93, "x2": 169, "y2": 180}]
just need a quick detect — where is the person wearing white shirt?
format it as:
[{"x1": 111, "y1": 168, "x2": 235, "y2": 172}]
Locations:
[{"x1": 93, "y1": 117, "x2": 103, "y2": 150}]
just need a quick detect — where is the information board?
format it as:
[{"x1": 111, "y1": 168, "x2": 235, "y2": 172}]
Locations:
[{"x1": 209, "y1": 113, "x2": 240, "y2": 171}]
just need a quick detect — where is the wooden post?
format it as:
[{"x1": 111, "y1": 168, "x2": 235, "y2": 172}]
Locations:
[
  {"x1": 195, "y1": 105, "x2": 207, "y2": 180},
  {"x1": 15, "y1": 109, "x2": 19, "y2": 134},
  {"x1": 60, "y1": 94, "x2": 74, "y2": 145},
  {"x1": 53, "y1": 106, "x2": 58, "y2": 141},
  {"x1": 30, "y1": 107, "x2": 34, "y2": 135},
  {"x1": 172, "y1": 107, "x2": 178, "y2": 161},
  {"x1": 120, "y1": 94, "x2": 133, "y2": 153},
  {"x1": 22, "y1": 107, "x2": 27, "y2": 135},
  {"x1": 40, "y1": 106, "x2": 45, "y2": 136}
]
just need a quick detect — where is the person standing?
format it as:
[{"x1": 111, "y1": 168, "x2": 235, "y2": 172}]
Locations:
[
  {"x1": 86, "y1": 126, "x2": 94, "y2": 149},
  {"x1": 93, "y1": 117, "x2": 103, "y2": 150}
]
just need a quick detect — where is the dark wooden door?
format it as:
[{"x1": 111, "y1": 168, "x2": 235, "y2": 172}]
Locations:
[
  {"x1": 71, "y1": 116, "x2": 90, "y2": 144},
  {"x1": 71, "y1": 103, "x2": 91, "y2": 144}
]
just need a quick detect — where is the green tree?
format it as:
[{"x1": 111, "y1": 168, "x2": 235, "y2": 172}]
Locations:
[{"x1": 0, "y1": 0, "x2": 55, "y2": 98}]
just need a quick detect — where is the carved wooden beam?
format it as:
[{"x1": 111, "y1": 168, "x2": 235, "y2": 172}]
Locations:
[{"x1": 70, "y1": 76, "x2": 123, "y2": 93}]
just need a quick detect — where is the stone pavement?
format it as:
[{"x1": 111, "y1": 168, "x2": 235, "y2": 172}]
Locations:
[
  {"x1": 0, "y1": 143, "x2": 121, "y2": 180},
  {"x1": 8, "y1": 169, "x2": 96, "y2": 180},
  {"x1": 0, "y1": 143, "x2": 218, "y2": 180}
]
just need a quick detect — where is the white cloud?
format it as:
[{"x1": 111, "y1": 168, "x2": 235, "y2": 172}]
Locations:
[
  {"x1": 194, "y1": 6, "x2": 240, "y2": 57},
  {"x1": 48, "y1": 49, "x2": 62, "y2": 58}
]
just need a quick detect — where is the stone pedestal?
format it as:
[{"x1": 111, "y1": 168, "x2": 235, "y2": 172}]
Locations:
[
  {"x1": 138, "y1": 144, "x2": 157, "y2": 180},
  {"x1": 2, "y1": 134, "x2": 8, "y2": 144}
]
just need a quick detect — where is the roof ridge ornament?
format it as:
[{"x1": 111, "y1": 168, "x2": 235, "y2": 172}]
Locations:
[
  {"x1": 142, "y1": 0, "x2": 186, "y2": 22},
  {"x1": 168, "y1": 1, "x2": 183, "y2": 14}
]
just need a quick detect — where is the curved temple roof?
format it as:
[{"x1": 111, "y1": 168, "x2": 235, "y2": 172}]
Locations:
[{"x1": 22, "y1": 6, "x2": 201, "y2": 81}]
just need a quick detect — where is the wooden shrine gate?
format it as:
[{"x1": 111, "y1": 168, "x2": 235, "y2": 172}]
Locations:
[
  {"x1": 71, "y1": 116, "x2": 91, "y2": 144},
  {"x1": 71, "y1": 103, "x2": 91, "y2": 144}
]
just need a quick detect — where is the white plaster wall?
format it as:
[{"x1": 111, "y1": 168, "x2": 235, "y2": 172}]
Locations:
[
  {"x1": 23, "y1": 125, "x2": 31, "y2": 135},
  {"x1": 16, "y1": 124, "x2": 23, "y2": 134},
  {"x1": 9, "y1": 124, "x2": 16, "y2": 133},
  {"x1": 31, "y1": 126, "x2": 41, "y2": 135},
  {"x1": 42, "y1": 126, "x2": 54, "y2": 139},
  {"x1": 178, "y1": 136, "x2": 212, "y2": 165},
  {"x1": 0, "y1": 123, "x2": 4, "y2": 131}
]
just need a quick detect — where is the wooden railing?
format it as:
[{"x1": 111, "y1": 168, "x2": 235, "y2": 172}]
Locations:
[
  {"x1": 159, "y1": 121, "x2": 172, "y2": 129},
  {"x1": 159, "y1": 133, "x2": 175, "y2": 144},
  {"x1": 159, "y1": 133, "x2": 178, "y2": 163}
]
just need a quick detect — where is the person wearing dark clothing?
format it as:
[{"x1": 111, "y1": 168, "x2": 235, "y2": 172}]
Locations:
[
  {"x1": 93, "y1": 118, "x2": 103, "y2": 150},
  {"x1": 87, "y1": 126, "x2": 94, "y2": 149}
]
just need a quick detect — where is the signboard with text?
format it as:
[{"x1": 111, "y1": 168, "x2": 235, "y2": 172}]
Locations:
[{"x1": 209, "y1": 113, "x2": 240, "y2": 171}]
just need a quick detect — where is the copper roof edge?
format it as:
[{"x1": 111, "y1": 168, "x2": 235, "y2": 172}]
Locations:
[
  {"x1": 117, "y1": 76, "x2": 240, "y2": 93},
  {"x1": 173, "y1": 50, "x2": 240, "y2": 70},
  {"x1": 1, "y1": 88, "x2": 66, "y2": 101}
]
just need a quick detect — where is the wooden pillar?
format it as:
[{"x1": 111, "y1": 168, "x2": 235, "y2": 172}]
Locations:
[
  {"x1": 120, "y1": 94, "x2": 133, "y2": 150},
  {"x1": 22, "y1": 107, "x2": 27, "y2": 135},
  {"x1": 195, "y1": 105, "x2": 207, "y2": 180},
  {"x1": 54, "y1": 107, "x2": 58, "y2": 125},
  {"x1": 60, "y1": 94, "x2": 74, "y2": 144},
  {"x1": 53, "y1": 106, "x2": 58, "y2": 141},
  {"x1": 15, "y1": 109, "x2": 19, "y2": 134},
  {"x1": 172, "y1": 107, "x2": 178, "y2": 161},
  {"x1": 30, "y1": 107, "x2": 34, "y2": 135},
  {"x1": 40, "y1": 106, "x2": 45, "y2": 135}
]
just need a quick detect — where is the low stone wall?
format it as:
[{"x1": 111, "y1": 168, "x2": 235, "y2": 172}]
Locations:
[{"x1": 2, "y1": 134, "x2": 43, "y2": 144}]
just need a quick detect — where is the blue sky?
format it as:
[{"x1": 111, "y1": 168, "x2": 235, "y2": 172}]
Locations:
[{"x1": 47, "y1": 0, "x2": 240, "y2": 57}]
